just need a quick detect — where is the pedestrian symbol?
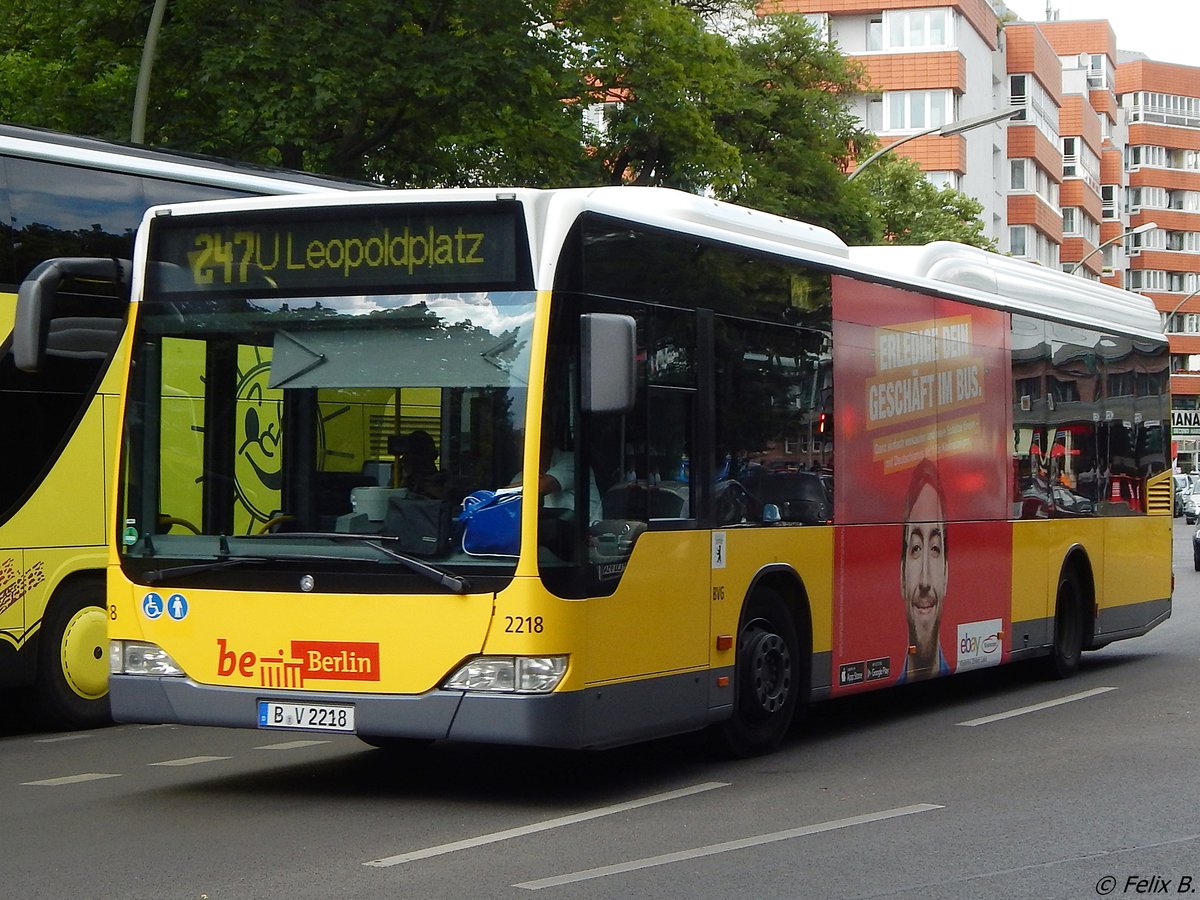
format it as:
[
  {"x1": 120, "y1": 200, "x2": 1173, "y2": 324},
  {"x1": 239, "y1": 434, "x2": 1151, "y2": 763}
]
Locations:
[{"x1": 167, "y1": 593, "x2": 189, "y2": 621}]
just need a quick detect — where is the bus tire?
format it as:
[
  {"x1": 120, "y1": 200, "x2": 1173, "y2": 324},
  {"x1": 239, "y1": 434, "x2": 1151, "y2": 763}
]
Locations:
[
  {"x1": 718, "y1": 587, "x2": 803, "y2": 757},
  {"x1": 1044, "y1": 569, "x2": 1084, "y2": 680},
  {"x1": 33, "y1": 580, "x2": 112, "y2": 729}
]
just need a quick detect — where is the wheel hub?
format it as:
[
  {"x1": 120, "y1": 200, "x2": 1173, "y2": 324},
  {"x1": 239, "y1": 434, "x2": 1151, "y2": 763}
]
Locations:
[
  {"x1": 748, "y1": 629, "x2": 791, "y2": 714},
  {"x1": 60, "y1": 606, "x2": 109, "y2": 700}
]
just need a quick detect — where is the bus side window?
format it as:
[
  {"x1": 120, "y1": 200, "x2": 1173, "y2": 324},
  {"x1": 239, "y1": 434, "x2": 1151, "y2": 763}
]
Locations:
[
  {"x1": 600, "y1": 308, "x2": 696, "y2": 524},
  {"x1": 714, "y1": 318, "x2": 832, "y2": 526}
]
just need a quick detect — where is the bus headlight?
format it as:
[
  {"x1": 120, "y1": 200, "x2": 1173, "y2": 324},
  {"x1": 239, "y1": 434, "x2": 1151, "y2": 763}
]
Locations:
[
  {"x1": 110, "y1": 640, "x2": 185, "y2": 676},
  {"x1": 443, "y1": 656, "x2": 568, "y2": 693}
]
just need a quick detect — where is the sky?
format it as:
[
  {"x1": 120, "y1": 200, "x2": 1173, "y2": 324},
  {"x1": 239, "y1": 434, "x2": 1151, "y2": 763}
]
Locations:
[{"x1": 1001, "y1": 0, "x2": 1200, "y2": 67}]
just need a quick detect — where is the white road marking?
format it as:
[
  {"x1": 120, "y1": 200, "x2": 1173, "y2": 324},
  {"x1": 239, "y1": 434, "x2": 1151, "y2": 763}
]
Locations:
[
  {"x1": 21, "y1": 773, "x2": 121, "y2": 786},
  {"x1": 254, "y1": 740, "x2": 331, "y2": 751},
  {"x1": 514, "y1": 803, "x2": 944, "y2": 890},
  {"x1": 363, "y1": 781, "x2": 731, "y2": 868},
  {"x1": 957, "y1": 686, "x2": 1117, "y2": 727},
  {"x1": 33, "y1": 734, "x2": 93, "y2": 744},
  {"x1": 149, "y1": 756, "x2": 231, "y2": 767}
]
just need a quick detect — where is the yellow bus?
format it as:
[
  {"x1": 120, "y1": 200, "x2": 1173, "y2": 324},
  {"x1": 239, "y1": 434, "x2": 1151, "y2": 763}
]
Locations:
[
  {"x1": 27, "y1": 186, "x2": 1169, "y2": 754},
  {"x1": 0, "y1": 123, "x2": 372, "y2": 727}
]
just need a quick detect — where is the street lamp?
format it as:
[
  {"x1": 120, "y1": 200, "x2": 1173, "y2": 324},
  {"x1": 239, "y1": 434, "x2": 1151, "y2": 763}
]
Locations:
[
  {"x1": 847, "y1": 106, "x2": 1024, "y2": 181},
  {"x1": 1068, "y1": 221, "x2": 1158, "y2": 276},
  {"x1": 1164, "y1": 285, "x2": 1200, "y2": 332},
  {"x1": 131, "y1": 0, "x2": 170, "y2": 143}
]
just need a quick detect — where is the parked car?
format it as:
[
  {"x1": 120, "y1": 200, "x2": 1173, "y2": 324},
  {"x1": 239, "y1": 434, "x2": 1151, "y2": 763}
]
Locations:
[
  {"x1": 1187, "y1": 492, "x2": 1200, "y2": 525},
  {"x1": 1175, "y1": 475, "x2": 1189, "y2": 517}
]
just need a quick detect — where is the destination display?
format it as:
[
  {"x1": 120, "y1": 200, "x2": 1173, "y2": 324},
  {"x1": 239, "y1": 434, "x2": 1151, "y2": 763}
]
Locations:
[{"x1": 148, "y1": 205, "x2": 524, "y2": 294}]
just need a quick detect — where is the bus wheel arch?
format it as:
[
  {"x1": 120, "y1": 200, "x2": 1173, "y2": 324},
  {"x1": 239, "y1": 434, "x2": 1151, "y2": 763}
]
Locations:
[
  {"x1": 31, "y1": 573, "x2": 112, "y2": 729},
  {"x1": 1044, "y1": 549, "x2": 1093, "y2": 679},
  {"x1": 718, "y1": 569, "x2": 812, "y2": 757}
]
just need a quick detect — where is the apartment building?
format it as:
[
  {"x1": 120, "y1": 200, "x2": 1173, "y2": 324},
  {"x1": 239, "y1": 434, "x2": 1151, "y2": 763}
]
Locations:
[
  {"x1": 775, "y1": 0, "x2": 1010, "y2": 244},
  {"x1": 1004, "y1": 21, "x2": 1064, "y2": 268},
  {"x1": 766, "y1": 1, "x2": 1200, "y2": 458}
]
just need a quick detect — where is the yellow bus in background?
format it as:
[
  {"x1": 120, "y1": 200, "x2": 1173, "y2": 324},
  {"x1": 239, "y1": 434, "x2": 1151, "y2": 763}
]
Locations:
[
  {"x1": 27, "y1": 186, "x2": 1169, "y2": 753},
  {"x1": 0, "y1": 123, "x2": 371, "y2": 727}
]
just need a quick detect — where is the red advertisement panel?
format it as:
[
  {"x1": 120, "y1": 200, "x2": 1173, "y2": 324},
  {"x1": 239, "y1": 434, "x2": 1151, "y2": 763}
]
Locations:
[{"x1": 830, "y1": 276, "x2": 1013, "y2": 693}]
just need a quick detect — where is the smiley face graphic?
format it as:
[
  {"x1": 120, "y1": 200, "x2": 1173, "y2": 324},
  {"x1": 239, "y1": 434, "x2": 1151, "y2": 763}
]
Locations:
[{"x1": 234, "y1": 355, "x2": 284, "y2": 527}]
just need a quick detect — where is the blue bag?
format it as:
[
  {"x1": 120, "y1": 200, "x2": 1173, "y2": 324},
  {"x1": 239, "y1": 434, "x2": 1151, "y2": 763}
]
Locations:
[{"x1": 457, "y1": 489, "x2": 522, "y2": 556}]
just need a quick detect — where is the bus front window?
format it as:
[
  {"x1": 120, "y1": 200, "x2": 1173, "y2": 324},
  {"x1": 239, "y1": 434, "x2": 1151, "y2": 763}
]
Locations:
[{"x1": 119, "y1": 290, "x2": 536, "y2": 585}]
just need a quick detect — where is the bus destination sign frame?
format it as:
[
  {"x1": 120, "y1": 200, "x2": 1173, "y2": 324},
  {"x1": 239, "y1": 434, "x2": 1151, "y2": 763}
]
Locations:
[{"x1": 148, "y1": 203, "x2": 528, "y2": 296}]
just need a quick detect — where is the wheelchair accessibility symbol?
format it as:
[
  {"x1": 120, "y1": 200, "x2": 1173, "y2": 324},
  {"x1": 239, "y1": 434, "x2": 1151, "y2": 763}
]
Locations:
[{"x1": 142, "y1": 592, "x2": 164, "y2": 619}]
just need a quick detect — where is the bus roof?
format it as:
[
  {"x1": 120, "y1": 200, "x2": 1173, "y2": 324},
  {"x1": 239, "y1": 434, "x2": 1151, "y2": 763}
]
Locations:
[
  {"x1": 0, "y1": 121, "x2": 375, "y2": 195},
  {"x1": 849, "y1": 241, "x2": 1164, "y2": 342},
  {"x1": 132, "y1": 186, "x2": 1163, "y2": 342},
  {"x1": 134, "y1": 185, "x2": 852, "y2": 291}
]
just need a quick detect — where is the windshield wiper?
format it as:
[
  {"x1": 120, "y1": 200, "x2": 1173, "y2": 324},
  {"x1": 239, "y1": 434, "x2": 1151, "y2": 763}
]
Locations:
[
  {"x1": 143, "y1": 556, "x2": 266, "y2": 585},
  {"x1": 142, "y1": 550, "x2": 385, "y2": 585},
  {"x1": 244, "y1": 532, "x2": 472, "y2": 594},
  {"x1": 361, "y1": 539, "x2": 471, "y2": 594}
]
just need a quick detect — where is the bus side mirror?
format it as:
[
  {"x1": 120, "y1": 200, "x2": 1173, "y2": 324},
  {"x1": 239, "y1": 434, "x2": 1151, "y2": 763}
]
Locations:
[
  {"x1": 581, "y1": 313, "x2": 636, "y2": 414},
  {"x1": 15, "y1": 257, "x2": 131, "y2": 372}
]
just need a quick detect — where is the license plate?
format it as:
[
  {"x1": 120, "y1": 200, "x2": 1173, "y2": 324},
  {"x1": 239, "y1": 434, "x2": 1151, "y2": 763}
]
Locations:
[{"x1": 257, "y1": 700, "x2": 355, "y2": 733}]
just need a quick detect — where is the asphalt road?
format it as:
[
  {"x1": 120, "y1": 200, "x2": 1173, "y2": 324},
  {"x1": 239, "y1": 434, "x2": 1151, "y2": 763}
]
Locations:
[{"x1": 1, "y1": 527, "x2": 1198, "y2": 899}]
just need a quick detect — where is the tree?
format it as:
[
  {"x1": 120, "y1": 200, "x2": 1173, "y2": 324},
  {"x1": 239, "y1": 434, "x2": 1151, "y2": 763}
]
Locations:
[
  {"x1": 0, "y1": 0, "x2": 989, "y2": 250},
  {"x1": 711, "y1": 13, "x2": 879, "y2": 244},
  {"x1": 854, "y1": 153, "x2": 997, "y2": 249}
]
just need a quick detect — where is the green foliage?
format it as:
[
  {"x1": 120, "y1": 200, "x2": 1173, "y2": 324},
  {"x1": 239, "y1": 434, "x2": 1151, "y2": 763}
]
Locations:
[
  {"x1": 0, "y1": 0, "x2": 991, "y2": 250},
  {"x1": 712, "y1": 14, "x2": 880, "y2": 244},
  {"x1": 855, "y1": 154, "x2": 997, "y2": 250}
]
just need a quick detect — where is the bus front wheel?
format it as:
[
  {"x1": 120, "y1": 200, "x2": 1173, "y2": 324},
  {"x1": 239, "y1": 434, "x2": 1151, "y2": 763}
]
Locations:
[
  {"x1": 719, "y1": 587, "x2": 803, "y2": 757},
  {"x1": 32, "y1": 580, "x2": 112, "y2": 729},
  {"x1": 1044, "y1": 569, "x2": 1084, "y2": 680}
]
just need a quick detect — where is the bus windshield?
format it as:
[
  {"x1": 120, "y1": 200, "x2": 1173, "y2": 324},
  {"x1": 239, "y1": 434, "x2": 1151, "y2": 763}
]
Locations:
[{"x1": 119, "y1": 287, "x2": 536, "y2": 583}]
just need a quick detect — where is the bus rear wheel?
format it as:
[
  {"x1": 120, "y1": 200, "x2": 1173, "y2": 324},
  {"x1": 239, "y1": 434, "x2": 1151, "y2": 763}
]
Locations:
[
  {"x1": 33, "y1": 580, "x2": 112, "y2": 729},
  {"x1": 719, "y1": 588, "x2": 803, "y2": 757},
  {"x1": 1044, "y1": 570, "x2": 1084, "y2": 680}
]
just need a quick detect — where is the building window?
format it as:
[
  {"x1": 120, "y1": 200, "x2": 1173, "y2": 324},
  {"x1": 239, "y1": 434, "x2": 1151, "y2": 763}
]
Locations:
[
  {"x1": 1062, "y1": 208, "x2": 1078, "y2": 235},
  {"x1": 1011, "y1": 159, "x2": 1027, "y2": 191},
  {"x1": 867, "y1": 16, "x2": 883, "y2": 51},
  {"x1": 1128, "y1": 91, "x2": 1200, "y2": 128},
  {"x1": 802, "y1": 13, "x2": 830, "y2": 43},
  {"x1": 1167, "y1": 230, "x2": 1200, "y2": 252},
  {"x1": 1128, "y1": 186, "x2": 1167, "y2": 211},
  {"x1": 1128, "y1": 227, "x2": 1163, "y2": 251},
  {"x1": 1128, "y1": 269, "x2": 1167, "y2": 292},
  {"x1": 1101, "y1": 185, "x2": 1118, "y2": 220},
  {"x1": 925, "y1": 171, "x2": 959, "y2": 190},
  {"x1": 1168, "y1": 190, "x2": 1200, "y2": 212},
  {"x1": 866, "y1": 94, "x2": 883, "y2": 132},
  {"x1": 882, "y1": 8, "x2": 951, "y2": 51},
  {"x1": 1009, "y1": 73, "x2": 1058, "y2": 144},
  {"x1": 1126, "y1": 145, "x2": 1167, "y2": 170},
  {"x1": 1010, "y1": 225, "x2": 1027, "y2": 257},
  {"x1": 884, "y1": 90, "x2": 952, "y2": 132},
  {"x1": 1087, "y1": 54, "x2": 1110, "y2": 90},
  {"x1": 1166, "y1": 313, "x2": 1200, "y2": 334}
]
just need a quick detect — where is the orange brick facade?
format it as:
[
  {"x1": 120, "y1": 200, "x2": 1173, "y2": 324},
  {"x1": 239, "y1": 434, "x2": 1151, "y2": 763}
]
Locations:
[
  {"x1": 759, "y1": 2, "x2": 1200, "y2": 401},
  {"x1": 858, "y1": 51, "x2": 966, "y2": 92}
]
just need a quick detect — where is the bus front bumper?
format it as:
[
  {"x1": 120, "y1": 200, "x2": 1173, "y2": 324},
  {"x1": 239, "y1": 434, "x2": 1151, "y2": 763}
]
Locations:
[{"x1": 108, "y1": 671, "x2": 717, "y2": 750}]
